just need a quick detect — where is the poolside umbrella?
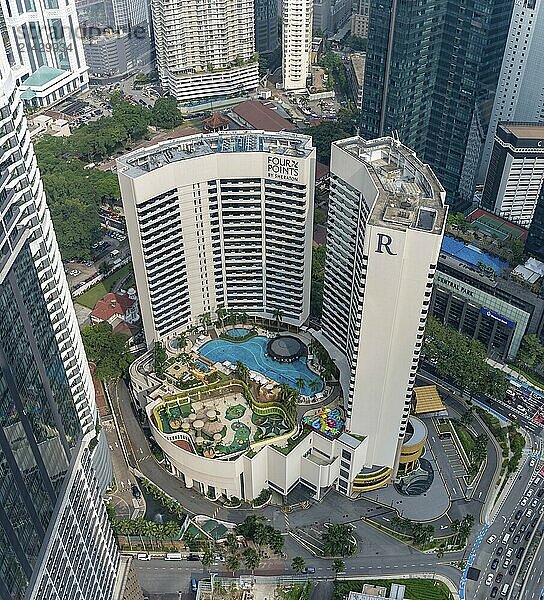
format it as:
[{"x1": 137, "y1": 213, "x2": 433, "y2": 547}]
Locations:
[
  {"x1": 195, "y1": 436, "x2": 204, "y2": 445},
  {"x1": 207, "y1": 410, "x2": 217, "y2": 420},
  {"x1": 193, "y1": 419, "x2": 204, "y2": 430},
  {"x1": 188, "y1": 413, "x2": 197, "y2": 422},
  {"x1": 182, "y1": 421, "x2": 191, "y2": 431},
  {"x1": 203, "y1": 420, "x2": 223, "y2": 437}
]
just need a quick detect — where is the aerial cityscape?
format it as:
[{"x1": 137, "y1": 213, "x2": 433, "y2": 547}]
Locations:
[{"x1": 0, "y1": 0, "x2": 543, "y2": 599}]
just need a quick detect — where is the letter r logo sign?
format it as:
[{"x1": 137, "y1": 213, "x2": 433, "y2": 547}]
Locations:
[{"x1": 375, "y1": 233, "x2": 397, "y2": 255}]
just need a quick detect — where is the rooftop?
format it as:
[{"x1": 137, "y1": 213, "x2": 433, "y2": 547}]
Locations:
[
  {"x1": 22, "y1": 66, "x2": 67, "y2": 88},
  {"x1": 334, "y1": 136, "x2": 446, "y2": 235},
  {"x1": 91, "y1": 292, "x2": 134, "y2": 322},
  {"x1": 350, "y1": 52, "x2": 366, "y2": 85},
  {"x1": 231, "y1": 100, "x2": 297, "y2": 132},
  {"x1": 441, "y1": 236, "x2": 509, "y2": 274},
  {"x1": 499, "y1": 122, "x2": 544, "y2": 140},
  {"x1": 118, "y1": 131, "x2": 313, "y2": 176}
]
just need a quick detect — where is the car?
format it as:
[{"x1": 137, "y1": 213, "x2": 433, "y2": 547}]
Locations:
[
  {"x1": 496, "y1": 573, "x2": 503, "y2": 584},
  {"x1": 187, "y1": 554, "x2": 200, "y2": 561},
  {"x1": 486, "y1": 573, "x2": 494, "y2": 586},
  {"x1": 516, "y1": 547, "x2": 525, "y2": 559},
  {"x1": 491, "y1": 559, "x2": 499, "y2": 569},
  {"x1": 532, "y1": 498, "x2": 539, "y2": 507},
  {"x1": 304, "y1": 567, "x2": 316, "y2": 574},
  {"x1": 520, "y1": 523, "x2": 527, "y2": 533},
  {"x1": 506, "y1": 548, "x2": 514, "y2": 558},
  {"x1": 513, "y1": 534, "x2": 521, "y2": 544},
  {"x1": 190, "y1": 578, "x2": 197, "y2": 592},
  {"x1": 508, "y1": 522, "x2": 517, "y2": 533},
  {"x1": 526, "y1": 509, "x2": 533, "y2": 518},
  {"x1": 496, "y1": 546, "x2": 504, "y2": 556},
  {"x1": 527, "y1": 489, "x2": 534, "y2": 497},
  {"x1": 487, "y1": 535, "x2": 498, "y2": 544},
  {"x1": 491, "y1": 586, "x2": 499, "y2": 598},
  {"x1": 532, "y1": 518, "x2": 539, "y2": 528},
  {"x1": 508, "y1": 564, "x2": 517, "y2": 576},
  {"x1": 515, "y1": 510, "x2": 522, "y2": 520},
  {"x1": 131, "y1": 485, "x2": 141, "y2": 498},
  {"x1": 214, "y1": 554, "x2": 225, "y2": 562},
  {"x1": 525, "y1": 531, "x2": 532, "y2": 541},
  {"x1": 538, "y1": 489, "x2": 544, "y2": 498},
  {"x1": 521, "y1": 498, "x2": 528, "y2": 506}
]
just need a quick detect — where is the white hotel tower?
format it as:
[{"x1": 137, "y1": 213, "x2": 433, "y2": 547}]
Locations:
[
  {"x1": 320, "y1": 137, "x2": 447, "y2": 481},
  {"x1": 118, "y1": 131, "x2": 316, "y2": 346},
  {"x1": 282, "y1": 0, "x2": 313, "y2": 91},
  {"x1": 0, "y1": 0, "x2": 88, "y2": 106},
  {"x1": 0, "y1": 37, "x2": 118, "y2": 599},
  {"x1": 151, "y1": 0, "x2": 259, "y2": 102}
]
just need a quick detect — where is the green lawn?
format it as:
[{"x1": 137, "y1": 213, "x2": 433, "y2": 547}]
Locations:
[
  {"x1": 333, "y1": 579, "x2": 453, "y2": 600},
  {"x1": 75, "y1": 264, "x2": 133, "y2": 309}
]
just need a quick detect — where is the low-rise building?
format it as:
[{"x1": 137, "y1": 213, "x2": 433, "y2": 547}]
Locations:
[
  {"x1": 90, "y1": 292, "x2": 140, "y2": 327},
  {"x1": 229, "y1": 100, "x2": 297, "y2": 132}
]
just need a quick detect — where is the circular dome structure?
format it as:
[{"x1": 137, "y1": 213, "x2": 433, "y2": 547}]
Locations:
[{"x1": 267, "y1": 335, "x2": 305, "y2": 363}]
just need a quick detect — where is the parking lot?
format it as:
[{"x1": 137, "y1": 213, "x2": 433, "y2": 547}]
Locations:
[{"x1": 439, "y1": 434, "x2": 467, "y2": 479}]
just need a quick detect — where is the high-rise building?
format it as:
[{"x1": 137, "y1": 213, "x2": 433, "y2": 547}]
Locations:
[
  {"x1": 360, "y1": 0, "x2": 509, "y2": 201},
  {"x1": 118, "y1": 131, "x2": 316, "y2": 346},
  {"x1": 76, "y1": 0, "x2": 153, "y2": 77},
  {"x1": 312, "y1": 0, "x2": 351, "y2": 35},
  {"x1": 151, "y1": 0, "x2": 259, "y2": 102},
  {"x1": 478, "y1": 0, "x2": 544, "y2": 182},
  {"x1": 319, "y1": 137, "x2": 446, "y2": 474},
  {"x1": 0, "y1": 38, "x2": 119, "y2": 599},
  {"x1": 527, "y1": 186, "x2": 544, "y2": 259},
  {"x1": 0, "y1": 0, "x2": 88, "y2": 106},
  {"x1": 481, "y1": 123, "x2": 544, "y2": 227},
  {"x1": 282, "y1": 0, "x2": 313, "y2": 91},
  {"x1": 351, "y1": 0, "x2": 370, "y2": 38},
  {"x1": 254, "y1": 0, "x2": 280, "y2": 57}
]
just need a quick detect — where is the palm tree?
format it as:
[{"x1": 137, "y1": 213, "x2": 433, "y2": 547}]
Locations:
[
  {"x1": 177, "y1": 332, "x2": 187, "y2": 351},
  {"x1": 295, "y1": 376, "x2": 306, "y2": 392},
  {"x1": 200, "y1": 312, "x2": 211, "y2": 331},
  {"x1": 273, "y1": 307, "x2": 283, "y2": 331},
  {"x1": 308, "y1": 379, "x2": 320, "y2": 394},
  {"x1": 226, "y1": 553, "x2": 240, "y2": 576},
  {"x1": 332, "y1": 558, "x2": 345, "y2": 578},
  {"x1": 216, "y1": 306, "x2": 227, "y2": 330},
  {"x1": 292, "y1": 556, "x2": 306, "y2": 573},
  {"x1": 240, "y1": 310, "x2": 249, "y2": 326},
  {"x1": 202, "y1": 544, "x2": 215, "y2": 569},
  {"x1": 236, "y1": 360, "x2": 250, "y2": 384},
  {"x1": 243, "y1": 547, "x2": 261, "y2": 573}
]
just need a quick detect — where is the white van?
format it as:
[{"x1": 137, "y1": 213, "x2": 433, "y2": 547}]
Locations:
[
  {"x1": 137, "y1": 553, "x2": 150, "y2": 561},
  {"x1": 501, "y1": 533, "x2": 510, "y2": 544},
  {"x1": 501, "y1": 583, "x2": 510, "y2": 596},
  {"x1": 165, "y1": 552, "x2": 182, "y2": 561}
]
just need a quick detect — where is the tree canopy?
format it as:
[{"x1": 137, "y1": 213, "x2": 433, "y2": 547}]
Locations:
[
  {"x1": 423, "y1": 317, "x2": 508, "y2": 400},
  {"x1": 34, "y1": 94, "x2": 183, "y2": 260},
  {"x1": 81, "y1": 321, "x2": 134, "y2": 381},
  {"x1": 322, "y1": 523, "x2": 356, "y2": 557},
  {"x1": 305, "y1": 107, "x2": 359, "y2": 164}
]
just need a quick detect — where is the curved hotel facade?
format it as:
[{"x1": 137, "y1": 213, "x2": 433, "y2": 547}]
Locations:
[
  {"x1": 118, "y1": 131, "x2": 316, "y2": 346},
  {"x1": 0, "y1": 39, "x2": 118, "y2": 599}
]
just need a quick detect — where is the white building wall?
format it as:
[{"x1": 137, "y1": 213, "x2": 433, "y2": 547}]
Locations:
[
  {"x1": 479, "y1": 0, "x2": 544, "y2": 181},
  {"x1": 1, "y1": 0, "x2": 88, "y2": 104},
  {"x1": 282, "y1": 0, "x2": 313, "y2": 91}
]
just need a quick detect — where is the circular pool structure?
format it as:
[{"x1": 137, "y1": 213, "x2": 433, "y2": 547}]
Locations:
[{"x1": 267, "y1": 335, "x2": 305, "y2": 363}]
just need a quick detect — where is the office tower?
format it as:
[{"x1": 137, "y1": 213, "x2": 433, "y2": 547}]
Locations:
[
  {"x1": 76, "y1": 0, "x2": 153, "y2": 77},
  {"x1": 0, "y1": 38, "x2": 119, "y2": 599},
  {"x1": 360, "y1": 0, "x2": 507, "y2": 201},
  {"x1": 255, "y1": 0, "x2": 280, "y2": 56},
  {"x1": 351, "y1": 0, "x2": 370, "y2": 38},
  {"x1": 478, "y1": 0, "x2": 544, "y2": 182},
  {"x1": 282, "y1": 0, "x2": 313, "y2": 91},
  {"x1": 526, "y1": 186, "x2": 544, "y2": 258},
  {"x1": 118, "y1": 131, "x2": 315, "y2": 346},
  {"x1": 480, "y1": 123, "x2": 544, "y2": 227},
  {"x1": 151, "y1": 0, "x2": 259, "y2": 102},
  {"x1": 0, "y1": 0, "x2": 88, "y2": 106},
  {"x1": 312, "y1": 0, "x2": 351, "y2": 35},
  {"x1": 320, "y1": 137, "x2": 446, "y2": 473}
]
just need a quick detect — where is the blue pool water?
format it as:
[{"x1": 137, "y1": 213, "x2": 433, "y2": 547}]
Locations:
[
  {"x1": 199, "y1": 336, "x2": 323, "y2": 396},
  {"x1": 195, "y1": 359, "x2": 210, "y2": 372},
  {"x1": 225, "y1": 328, "x2": 251, "y2": 339}
]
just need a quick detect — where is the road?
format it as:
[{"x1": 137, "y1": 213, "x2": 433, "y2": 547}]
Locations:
[{"x1": 133, "y1": 558, "x2": 204, "y2": 598}]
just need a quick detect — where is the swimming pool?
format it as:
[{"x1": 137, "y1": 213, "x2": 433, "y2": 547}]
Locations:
[
  {"x1": 199, "y1": 336, "x2": 324, "y2": 396},
  {"x1": 225, "y1": 328, "x2": 251, "y2": 339}
]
